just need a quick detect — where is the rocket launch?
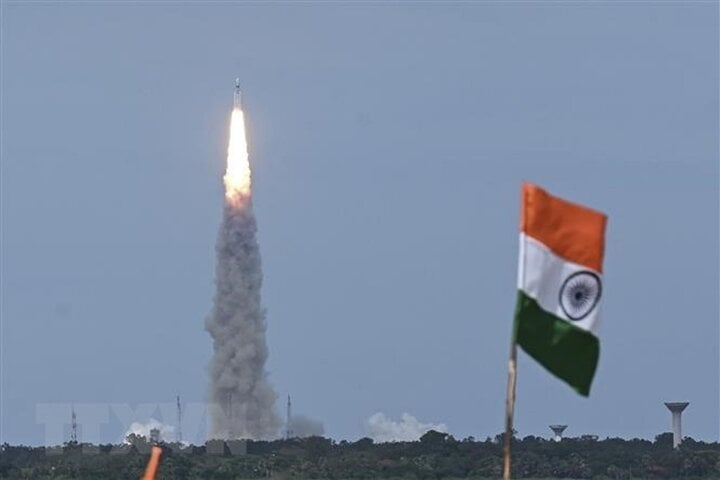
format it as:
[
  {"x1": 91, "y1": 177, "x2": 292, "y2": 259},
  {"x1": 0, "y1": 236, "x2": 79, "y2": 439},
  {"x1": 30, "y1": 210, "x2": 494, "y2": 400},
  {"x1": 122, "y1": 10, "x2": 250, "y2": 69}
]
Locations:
[
  {"x1": 234, "y1": 78, "x2": 242, "y2": 109},
  {"x1": 205, "y1": 81, "x2": 281, "y2": 440}
]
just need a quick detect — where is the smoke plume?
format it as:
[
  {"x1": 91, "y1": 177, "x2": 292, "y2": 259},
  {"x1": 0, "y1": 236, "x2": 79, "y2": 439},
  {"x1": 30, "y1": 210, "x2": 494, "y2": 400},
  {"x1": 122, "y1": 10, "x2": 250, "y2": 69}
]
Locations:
[{"x1": 205, "y1": 106, "x2": 281, "y2": 440}]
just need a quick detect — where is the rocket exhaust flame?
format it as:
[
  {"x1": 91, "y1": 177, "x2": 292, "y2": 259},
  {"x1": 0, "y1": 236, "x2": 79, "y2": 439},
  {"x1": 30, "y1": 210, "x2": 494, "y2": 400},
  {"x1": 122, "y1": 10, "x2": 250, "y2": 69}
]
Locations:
[
  {"x1": 223, "y1": 108, "x2": 252, "y2": 205},
  {"x1": 205, "y1": 89, "x2": 281, "y2": 440}
]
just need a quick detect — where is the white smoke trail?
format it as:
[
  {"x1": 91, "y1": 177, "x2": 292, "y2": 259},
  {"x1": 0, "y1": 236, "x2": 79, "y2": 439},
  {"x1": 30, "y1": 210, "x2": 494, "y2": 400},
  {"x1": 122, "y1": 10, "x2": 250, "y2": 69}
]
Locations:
[{"x1": 205, "y1": 106, "x2": 281, "y2": 440}]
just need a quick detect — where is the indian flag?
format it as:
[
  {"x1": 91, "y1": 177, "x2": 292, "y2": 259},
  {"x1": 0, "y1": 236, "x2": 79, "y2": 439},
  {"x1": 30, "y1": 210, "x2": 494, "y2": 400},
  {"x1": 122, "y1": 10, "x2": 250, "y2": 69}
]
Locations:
[{"x1": 515, "y1": 183, "x2": 608, "y2": 396}]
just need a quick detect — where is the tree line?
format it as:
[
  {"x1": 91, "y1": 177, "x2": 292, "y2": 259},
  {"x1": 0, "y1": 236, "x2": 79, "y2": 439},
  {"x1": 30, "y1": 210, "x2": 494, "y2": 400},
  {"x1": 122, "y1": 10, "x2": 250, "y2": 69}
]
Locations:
[{"x1": 1, "y1": 431, "x2": 718, "y2": 479}]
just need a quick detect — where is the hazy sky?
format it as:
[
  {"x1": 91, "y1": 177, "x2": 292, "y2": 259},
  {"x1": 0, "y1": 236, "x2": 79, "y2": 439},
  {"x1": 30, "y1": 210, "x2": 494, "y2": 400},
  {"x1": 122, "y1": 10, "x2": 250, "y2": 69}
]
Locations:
[{"x1": 2, "y1": 2, "x2": 718, "y2": 445}]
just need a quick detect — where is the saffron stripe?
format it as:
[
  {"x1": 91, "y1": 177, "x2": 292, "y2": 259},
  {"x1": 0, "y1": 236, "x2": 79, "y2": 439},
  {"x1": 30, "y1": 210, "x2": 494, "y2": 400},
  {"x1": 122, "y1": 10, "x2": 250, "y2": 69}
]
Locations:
[{"x1": 520, "y1": 183, "x2": 607, "y2": 272}]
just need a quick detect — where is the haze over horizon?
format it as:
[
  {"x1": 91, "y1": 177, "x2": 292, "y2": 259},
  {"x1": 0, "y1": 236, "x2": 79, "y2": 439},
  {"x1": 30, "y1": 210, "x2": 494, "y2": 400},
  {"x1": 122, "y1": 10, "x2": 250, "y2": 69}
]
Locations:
[{"x1": 1, "y1": 2, "x2": 718, "y2": 445}]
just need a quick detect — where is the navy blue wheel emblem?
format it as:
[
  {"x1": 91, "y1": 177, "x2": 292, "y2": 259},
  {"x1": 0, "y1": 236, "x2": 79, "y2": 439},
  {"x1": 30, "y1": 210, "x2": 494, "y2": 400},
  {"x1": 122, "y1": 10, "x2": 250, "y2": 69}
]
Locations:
[{"x1": 559, "y1": 271, "x2": 602, "y2": 321}]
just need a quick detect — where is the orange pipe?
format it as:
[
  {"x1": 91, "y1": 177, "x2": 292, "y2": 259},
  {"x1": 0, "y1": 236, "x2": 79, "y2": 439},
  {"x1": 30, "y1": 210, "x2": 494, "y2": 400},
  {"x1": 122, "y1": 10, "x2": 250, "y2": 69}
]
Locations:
[{"x1": 142, "y1": 446, "x2": 163, "y2": 480}]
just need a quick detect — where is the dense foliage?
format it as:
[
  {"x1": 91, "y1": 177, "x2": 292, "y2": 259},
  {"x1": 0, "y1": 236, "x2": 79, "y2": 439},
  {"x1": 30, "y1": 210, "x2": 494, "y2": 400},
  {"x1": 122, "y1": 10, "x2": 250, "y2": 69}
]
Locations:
[{"x1": 1, "y1": 431, "x2": 718, "y2": 479}]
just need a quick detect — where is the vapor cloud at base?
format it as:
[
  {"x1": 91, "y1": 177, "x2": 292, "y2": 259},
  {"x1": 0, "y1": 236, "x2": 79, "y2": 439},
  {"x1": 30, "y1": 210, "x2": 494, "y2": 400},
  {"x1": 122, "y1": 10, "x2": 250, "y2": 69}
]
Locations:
[
  {"x1": 123, "y1": 419, "x2": 175, "y2": 443},
  {"x1": 366, "y1": 412, "x2": 448, "y2": 443},
  {"x1": 288, "y1": 414, "x2": 325, "y2": 438}
]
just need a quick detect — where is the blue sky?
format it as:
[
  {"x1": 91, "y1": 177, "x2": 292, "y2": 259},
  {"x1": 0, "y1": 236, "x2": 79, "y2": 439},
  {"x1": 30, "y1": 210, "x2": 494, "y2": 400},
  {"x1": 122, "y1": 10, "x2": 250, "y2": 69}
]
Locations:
[{"x1": 1, "y1": 2, "x2": 718, "y2": 444}]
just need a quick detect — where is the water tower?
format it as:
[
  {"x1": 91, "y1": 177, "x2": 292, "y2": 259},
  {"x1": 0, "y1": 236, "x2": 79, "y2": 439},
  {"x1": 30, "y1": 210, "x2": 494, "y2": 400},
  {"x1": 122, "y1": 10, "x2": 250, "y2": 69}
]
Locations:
[
  {"x1": 549, "y1": 425, "x2": 567, "y2": 442},
  {"x1": 664, "y1": 402, "x2": 689, "y2": 449}
]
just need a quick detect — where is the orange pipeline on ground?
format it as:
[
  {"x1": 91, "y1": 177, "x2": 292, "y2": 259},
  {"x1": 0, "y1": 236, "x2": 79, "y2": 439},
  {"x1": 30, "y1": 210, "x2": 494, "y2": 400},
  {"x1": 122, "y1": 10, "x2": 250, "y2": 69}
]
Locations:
[{"x1": 142, "y1": 446, "x2": 163, "y2": 480}]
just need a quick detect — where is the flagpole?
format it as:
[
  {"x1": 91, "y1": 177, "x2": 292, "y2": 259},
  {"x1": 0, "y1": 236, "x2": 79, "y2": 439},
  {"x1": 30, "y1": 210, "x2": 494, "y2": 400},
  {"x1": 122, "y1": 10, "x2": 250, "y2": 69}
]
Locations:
[{"x1": 502, "y1": 340, "x2": 518, "y2": 480}]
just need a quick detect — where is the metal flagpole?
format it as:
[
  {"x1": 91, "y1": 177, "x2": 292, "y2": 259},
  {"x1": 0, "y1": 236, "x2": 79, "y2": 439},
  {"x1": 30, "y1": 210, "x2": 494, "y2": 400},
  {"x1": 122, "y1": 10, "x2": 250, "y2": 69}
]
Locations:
[{"x1": 502, "y1": 340, "x2": 518, "y2": 480}]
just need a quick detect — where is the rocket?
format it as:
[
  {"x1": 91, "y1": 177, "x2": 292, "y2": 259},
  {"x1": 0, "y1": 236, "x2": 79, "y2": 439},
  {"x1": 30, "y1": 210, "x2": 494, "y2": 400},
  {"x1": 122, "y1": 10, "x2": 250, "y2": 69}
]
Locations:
[{"x1": 234, "y1": 78, "x2": 242, "y2": 109}]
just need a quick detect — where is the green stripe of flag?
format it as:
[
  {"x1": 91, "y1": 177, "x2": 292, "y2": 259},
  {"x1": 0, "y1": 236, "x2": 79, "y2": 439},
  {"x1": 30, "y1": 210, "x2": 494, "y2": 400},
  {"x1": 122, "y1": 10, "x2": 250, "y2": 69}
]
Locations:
[{"x1": 514, "y1": 291, "x2": 600, "y2": 396}]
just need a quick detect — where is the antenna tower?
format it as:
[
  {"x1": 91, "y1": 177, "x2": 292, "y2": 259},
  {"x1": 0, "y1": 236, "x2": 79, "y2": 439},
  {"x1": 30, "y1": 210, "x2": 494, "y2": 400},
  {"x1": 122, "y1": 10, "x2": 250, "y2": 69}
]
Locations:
[
  {"x1": 228, "y1": 392, "x2": 234, "y2": 439},
  {"x1": 70, "y1": 405, "x2": 78, "y2": 443},
  {"x1": 176, "y1": 395, "x2": 183, "y2": 443},
  {"x1": 286, "y1": 395, "x2": 293, "y2": 439}
]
